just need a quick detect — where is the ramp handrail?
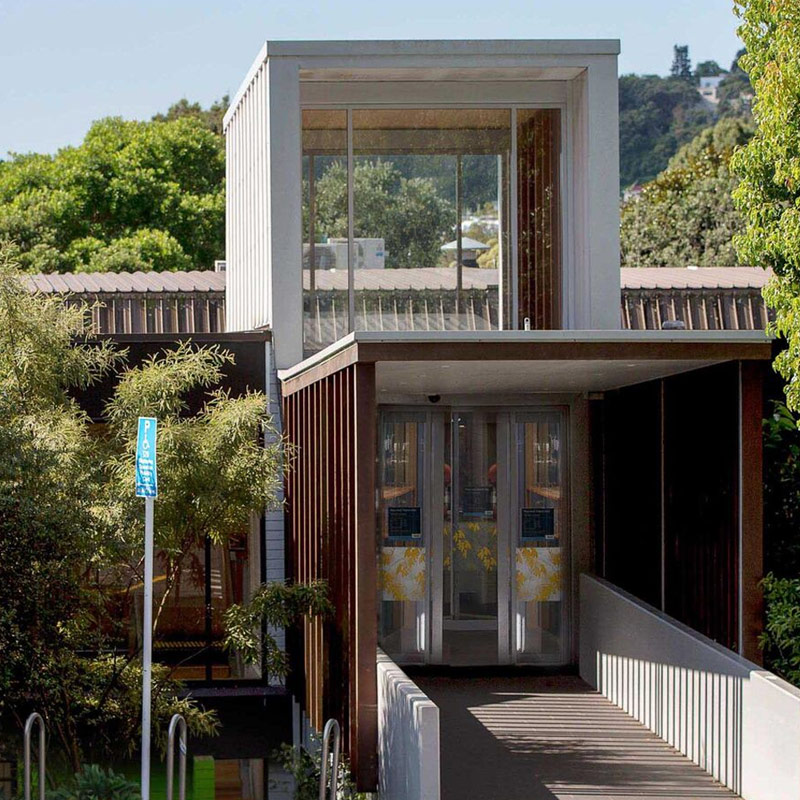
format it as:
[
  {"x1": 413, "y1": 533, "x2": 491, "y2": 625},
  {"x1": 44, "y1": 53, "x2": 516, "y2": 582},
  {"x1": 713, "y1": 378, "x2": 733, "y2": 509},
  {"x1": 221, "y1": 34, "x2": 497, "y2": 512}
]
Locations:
[
  {"x1": 318, "y1": 718, "x2": 341, "y2": 800},
  {"x1": 165, "y1": 714, "x2": 187, "y2": 800},
  {"x1": 23, "y1": 712, "x2": 45, "y2": 800}
]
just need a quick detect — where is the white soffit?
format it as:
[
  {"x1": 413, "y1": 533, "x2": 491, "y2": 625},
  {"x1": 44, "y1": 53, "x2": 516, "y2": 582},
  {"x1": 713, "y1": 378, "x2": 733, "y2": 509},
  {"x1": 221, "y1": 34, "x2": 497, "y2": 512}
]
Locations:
[
  {"x1": 376, "y1": 358, "x2": 728, "y2": 396},
  {"x1": 299, "y1": 67, "x2": 585, "y2": 82}
]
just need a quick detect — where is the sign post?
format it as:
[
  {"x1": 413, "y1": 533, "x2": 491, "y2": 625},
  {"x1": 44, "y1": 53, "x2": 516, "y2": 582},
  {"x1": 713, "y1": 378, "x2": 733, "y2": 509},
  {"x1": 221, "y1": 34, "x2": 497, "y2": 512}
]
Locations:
[{"x1": 135, "y1": 417, "x2": 158, "y2": 800}]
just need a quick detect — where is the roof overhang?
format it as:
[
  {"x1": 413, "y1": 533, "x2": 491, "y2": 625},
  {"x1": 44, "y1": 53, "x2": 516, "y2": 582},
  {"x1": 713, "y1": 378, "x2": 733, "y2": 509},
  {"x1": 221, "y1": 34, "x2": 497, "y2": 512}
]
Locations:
[
  {"x1": 224, "y1": 38, "x2": 620, "y2": 129},
  {"x1": 278, "y1": 330, "x2": 772, "y2": 398}
]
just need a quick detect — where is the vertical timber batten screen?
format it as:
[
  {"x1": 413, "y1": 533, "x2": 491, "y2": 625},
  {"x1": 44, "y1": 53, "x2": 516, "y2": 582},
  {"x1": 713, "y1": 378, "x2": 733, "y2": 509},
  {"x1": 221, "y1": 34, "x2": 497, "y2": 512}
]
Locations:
[
  {"x1": 596, "y1": 361, "x2": 765, "y2": 658},
  {"x1": 283, "y1": 363, "x2": 378, "y2": 790},
  {"x1": 517, "y1": 109, "x2": 562, "y2": 330}
]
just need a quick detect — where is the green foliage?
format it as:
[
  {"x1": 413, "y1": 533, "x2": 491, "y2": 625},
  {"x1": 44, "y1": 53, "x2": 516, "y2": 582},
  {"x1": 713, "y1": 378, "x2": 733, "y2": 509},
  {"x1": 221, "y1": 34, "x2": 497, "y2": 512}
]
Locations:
[
  {"x1": 670, "y1": 45, "x2": 693, "y2": 80},
  {"x1": 50, "y1": 764, "x2": 141, "y2": 800},
  {"x1": 0, "y1": 248, "x2": 224, "y2": 771},
  {"x1": 224, "y1": 581, "x2": 332, "y2": 677},
  {"x1": 619, "y1": 74, "x2": 715, "y2": 187},
  {"x1": 274, "y1": 740, "x2": 365, "y2": 800},
  {"x1": 695, "y1": 60, "x2": 726, "y2": 79},
  {"x1": 759, "y1": 402, "x2": 800, "y2": 686},
  {"x1": 759, "y1": 401, "x2": 800, "y2": 688},
  {"x1": 731, "y1": 0, "x2": 800, "y2": 411},
  {"x1": 621, "y1": 116, "x2": 753, "y2": 267},
  {"x1": 152, "y1": 96, "x2": 230, "y2": 136},
  {"x1": 313, "y1": 160, "x2": 454, "y2": 268},
  {"x1": 98, "y1": 342, "x2": 284, "y2": 619},
  {"x1": 763, "y1": 401, "x2": 800, "y2": 576},
  {"x1": 760, "y1": 574, "x2": 800, "y2": 685},
  {"x1": 0, "y1": 112, "x2": 225, "y2": 273},
  {"x1": 718, "y1": 49, "x2": 753, "y2": 115},
  {"x1": 0, "y1": 241, "x2": 300, "y2": 772}
]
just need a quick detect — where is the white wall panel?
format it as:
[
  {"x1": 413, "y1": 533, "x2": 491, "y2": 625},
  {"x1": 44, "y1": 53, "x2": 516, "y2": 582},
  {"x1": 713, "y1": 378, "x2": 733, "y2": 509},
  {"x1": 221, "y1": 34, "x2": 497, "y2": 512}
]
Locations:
[
  {"x1": 377, "y1": 650, "x2": 440, "y2": 800},
  {"x1": 225, "y1": 61, "x2": 270, "y2": 332},
  {"x1": 580, "y1": 574, "x2": 800, "y2": 800}
]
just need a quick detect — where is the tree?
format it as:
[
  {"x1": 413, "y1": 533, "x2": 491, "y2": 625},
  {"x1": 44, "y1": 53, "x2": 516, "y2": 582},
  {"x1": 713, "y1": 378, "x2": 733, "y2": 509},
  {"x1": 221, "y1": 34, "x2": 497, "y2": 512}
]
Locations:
[
  {"x1": 621, "y1": 117, "x2": 753, "y2": 267},
  {"x1": 0, "y1": 246, "x2": 218, "y2": 772},
  {"x1": 313, "y1": 160, "x2": 454, "y2": 268},
  {"x1": 695, "y1": 60, "x2": 726, "y2": 79},
  {"x1": 0, "y1": 241, "x2": 328, "y2": 774},
  {"x1": 731, "y1": 0, "x2": 800, "y2": 688},
  {"x1": 718, "y1": 48, "x2": 753, "y2": 115},
  {"x1": 670, "y1": 45, "x2": 693, "y2": 80},
  {"x1": 619, "y1": 74, "x2": 714, "y2": 187},
  {"x1": 0, "y1": 114, "x2": 225, "y2": 274},
  {"x1": 152, "y1": 96, "x2": 230, "y2": 136},
  {"x1": 731, "y1": 0, "x2": 800, "y2": 410},
  {"x1": 759, "y1": 403, "x2": 800, "y2": 685}
]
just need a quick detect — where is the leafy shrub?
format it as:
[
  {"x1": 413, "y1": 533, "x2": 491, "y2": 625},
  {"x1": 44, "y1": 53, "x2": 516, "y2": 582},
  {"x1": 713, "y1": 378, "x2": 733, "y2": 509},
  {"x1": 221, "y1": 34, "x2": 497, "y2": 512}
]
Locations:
[
  {"x1": 760, "y1": 574, "x2": 800, "y2": 686},
  {"x1": 274, "y1": 739, "x2": 366, "y2": 800},
  {"x1": 49, "y1": 764, "x2": 140, "y2": 800}
]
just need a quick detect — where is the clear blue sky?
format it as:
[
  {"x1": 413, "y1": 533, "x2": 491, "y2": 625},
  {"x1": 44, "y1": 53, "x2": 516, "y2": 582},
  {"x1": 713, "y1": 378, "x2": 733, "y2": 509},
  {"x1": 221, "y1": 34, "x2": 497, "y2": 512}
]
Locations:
[{"x1": 0, "y1": 0, "x2": 742, "y2": 157}]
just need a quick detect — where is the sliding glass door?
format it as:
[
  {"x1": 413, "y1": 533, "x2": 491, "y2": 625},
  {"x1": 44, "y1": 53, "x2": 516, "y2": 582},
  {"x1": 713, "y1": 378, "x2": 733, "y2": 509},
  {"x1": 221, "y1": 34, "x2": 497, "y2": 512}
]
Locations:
[
  {"x1": 512, "y1": 410, "x2": 569, "y2": 663},
  {"x1": 377, "y1": 406, "x2": 570, "y2": 666}
]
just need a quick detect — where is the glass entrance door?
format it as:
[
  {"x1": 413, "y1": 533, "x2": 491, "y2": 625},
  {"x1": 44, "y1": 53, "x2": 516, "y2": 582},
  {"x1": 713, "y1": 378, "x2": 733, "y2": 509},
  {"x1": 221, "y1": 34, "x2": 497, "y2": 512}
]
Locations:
[
  {"x1": 377, "y1": 412, "x2": 429, "y2": 663},
  {"x1": 441, "y1": 411, "x2": 500, "y2": 665},
  {"x1": 512, "y1": 410, "x2": 569, "y2": 664},
  {"x1": 377, "y1": 406, "x2": 569, "y2": 667}
]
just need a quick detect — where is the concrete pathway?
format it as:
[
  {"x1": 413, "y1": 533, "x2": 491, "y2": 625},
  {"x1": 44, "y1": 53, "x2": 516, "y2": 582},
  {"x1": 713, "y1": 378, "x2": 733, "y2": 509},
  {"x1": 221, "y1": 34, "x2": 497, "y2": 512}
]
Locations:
[{"x1": 415, "y1": 675, "x2": 738, "y2": 800}]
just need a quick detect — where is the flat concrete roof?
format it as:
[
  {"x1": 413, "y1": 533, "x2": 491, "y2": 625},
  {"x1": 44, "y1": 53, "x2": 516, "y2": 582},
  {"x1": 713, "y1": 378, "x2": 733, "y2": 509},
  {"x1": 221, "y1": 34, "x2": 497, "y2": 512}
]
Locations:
[
  {"x1": 225, "y1": 38, "x2": 620, "y2": 129},
  {"x1": 279, "y1": 329, "x2": 772, "y2": 396},
  {"x1": 260, "y1": 39, "x2": 621, "y2": 58}
]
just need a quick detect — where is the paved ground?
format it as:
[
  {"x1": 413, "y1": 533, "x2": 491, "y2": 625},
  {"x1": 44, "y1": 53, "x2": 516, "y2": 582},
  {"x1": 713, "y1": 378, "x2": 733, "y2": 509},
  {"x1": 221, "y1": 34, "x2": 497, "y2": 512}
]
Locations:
[{"x1": 415, "y1": 675, "x2": 739, "y2": 800}]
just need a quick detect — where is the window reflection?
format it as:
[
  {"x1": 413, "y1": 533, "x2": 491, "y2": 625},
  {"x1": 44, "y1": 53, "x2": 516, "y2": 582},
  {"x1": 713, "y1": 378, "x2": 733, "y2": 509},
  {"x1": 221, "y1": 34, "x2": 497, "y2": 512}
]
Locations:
[
  {"x1": 301, "y1": 109, "x2": 512, "y2": 354},
  {"x1": 98, "y1": 530, "x2": 261, "y2": 682},
  {"x1": 377, "y1": 414, "x2": 426, "y2": 662}
]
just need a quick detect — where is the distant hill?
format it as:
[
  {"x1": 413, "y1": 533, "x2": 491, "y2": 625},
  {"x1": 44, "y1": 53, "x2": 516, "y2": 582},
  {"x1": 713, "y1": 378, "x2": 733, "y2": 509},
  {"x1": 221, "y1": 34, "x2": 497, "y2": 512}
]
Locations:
[{"x1": 619, "y1": 49, "x2": 752, "y2": 190}]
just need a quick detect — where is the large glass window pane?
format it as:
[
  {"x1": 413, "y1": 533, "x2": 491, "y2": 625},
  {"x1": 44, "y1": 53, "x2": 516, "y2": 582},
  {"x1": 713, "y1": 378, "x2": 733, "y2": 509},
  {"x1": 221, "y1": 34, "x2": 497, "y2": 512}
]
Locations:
[
  {"x1": 515, "y1": 411, "x2": 567, "y2": 662},
  {"x1": 302, "y1": 110, "x2": 349, "y2": 355},
  {"x1": 517, "y1": 109, "x2": 562, "y2": 329},
  {"x1": 352, "y1": 109, "x2": 511, "y2": 332},
  {"x1": 378, "y1": 413, "x2": 427, "y2": 662}
]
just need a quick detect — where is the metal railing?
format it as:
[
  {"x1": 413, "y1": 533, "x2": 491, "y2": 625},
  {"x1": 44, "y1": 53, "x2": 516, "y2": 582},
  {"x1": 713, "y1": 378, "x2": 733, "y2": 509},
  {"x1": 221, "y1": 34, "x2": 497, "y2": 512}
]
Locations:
[
  {"x1": 318, "y1": 718, "x2": 341, "y2": 800},
  {"x1": 23, "y1": 713, "x2": 45, "y2": 800},
  {"x1": 165, "y1": 714, "x2": 187, "y2": 800}
]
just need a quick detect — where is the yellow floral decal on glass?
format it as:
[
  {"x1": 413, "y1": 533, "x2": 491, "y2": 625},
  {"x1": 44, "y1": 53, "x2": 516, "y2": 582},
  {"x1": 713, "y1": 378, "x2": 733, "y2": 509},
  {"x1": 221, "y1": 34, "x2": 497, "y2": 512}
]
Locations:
[
  {"x1": 380, "y1": 546, "x2": 426, "y2": 601},
  {"x1": 516, "y1": 547, "x2": 562, "y2": 602}
]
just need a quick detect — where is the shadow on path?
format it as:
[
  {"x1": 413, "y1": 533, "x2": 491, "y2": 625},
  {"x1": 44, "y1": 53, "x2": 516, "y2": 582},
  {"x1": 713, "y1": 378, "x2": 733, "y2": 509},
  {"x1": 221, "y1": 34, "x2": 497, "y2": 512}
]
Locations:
[{"x1": 415, "y1": 674, "x2": 739, "y2": 800}]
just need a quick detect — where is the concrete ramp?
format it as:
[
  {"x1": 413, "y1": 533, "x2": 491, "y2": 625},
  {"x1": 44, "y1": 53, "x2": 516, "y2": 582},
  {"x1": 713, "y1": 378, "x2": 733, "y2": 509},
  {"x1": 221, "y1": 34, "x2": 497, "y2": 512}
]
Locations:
[{"x1": 416, "y1": 675, "x2": 737, "y2": 800}]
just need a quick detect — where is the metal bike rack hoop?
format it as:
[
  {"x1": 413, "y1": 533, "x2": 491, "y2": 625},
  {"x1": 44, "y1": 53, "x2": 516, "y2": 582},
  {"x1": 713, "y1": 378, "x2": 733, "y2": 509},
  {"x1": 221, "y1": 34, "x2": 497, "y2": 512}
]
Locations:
[
  {"x1": 166, "y1": 714, "x2": 187, "y2": 800},
  {"x1": 23, "y1": 712, "x2": 46, "y2": 800},
  {"x1": 319, "y1": 718, "x2": 341, "y2": 800}
]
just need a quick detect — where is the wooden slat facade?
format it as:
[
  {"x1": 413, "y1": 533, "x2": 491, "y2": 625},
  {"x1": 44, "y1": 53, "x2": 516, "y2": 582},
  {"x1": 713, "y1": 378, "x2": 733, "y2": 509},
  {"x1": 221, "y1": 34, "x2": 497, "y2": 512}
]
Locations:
[
  {"x1": 595, "y1": 360, "x2": 765, "y2": 659},
  {"x1": 283, "y1": 363, "x2": 378, "y2": 790},
  {"x1": 517, "y1": 109, "x2": 562, "y2": 329}
]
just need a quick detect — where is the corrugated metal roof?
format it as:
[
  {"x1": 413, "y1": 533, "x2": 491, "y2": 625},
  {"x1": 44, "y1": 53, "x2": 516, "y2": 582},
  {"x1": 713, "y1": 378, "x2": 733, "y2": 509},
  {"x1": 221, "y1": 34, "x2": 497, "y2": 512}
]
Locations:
[
  {"x1": 20, "y1": 266, "x2": 771, "y2": 295},
  {"x1": 21, "y1": 270, "x2": 226, "y2": 294},
  {"x1": 305, "y1": 266, "x2": 498, "y2": 291},
  {"x1": 620, "y1": 267, "x2": 771, "y2": 290}
]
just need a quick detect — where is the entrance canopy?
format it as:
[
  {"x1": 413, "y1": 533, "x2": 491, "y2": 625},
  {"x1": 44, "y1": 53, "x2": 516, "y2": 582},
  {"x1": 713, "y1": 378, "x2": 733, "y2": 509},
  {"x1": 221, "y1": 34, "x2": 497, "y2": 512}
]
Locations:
[{"x1": 278, "y1": 330, "x2": 772, "y2": 398}]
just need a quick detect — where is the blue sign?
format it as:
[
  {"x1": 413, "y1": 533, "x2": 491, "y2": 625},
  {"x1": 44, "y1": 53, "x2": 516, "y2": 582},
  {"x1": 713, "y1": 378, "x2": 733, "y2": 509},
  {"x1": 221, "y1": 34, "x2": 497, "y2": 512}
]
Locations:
[{"x1": 135, "y1": 417, "x2": 158, "y2": 498}]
